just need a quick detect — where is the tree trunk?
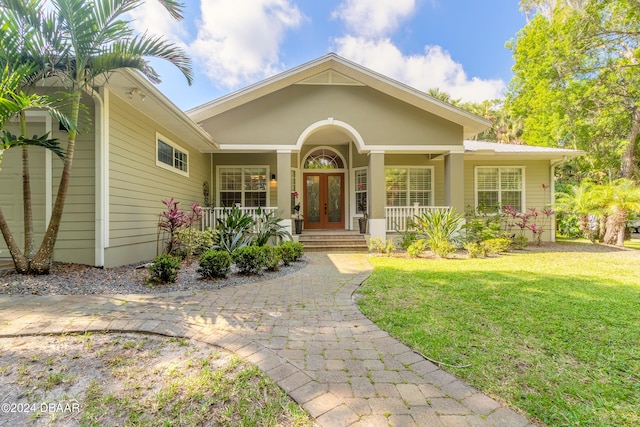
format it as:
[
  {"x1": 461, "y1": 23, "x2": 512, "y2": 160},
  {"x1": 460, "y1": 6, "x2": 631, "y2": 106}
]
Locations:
[
  {"x1": 603, "y1": 208, "x2": 627, "y2": 246},
  {"x1": 20, "y1": 111, "x2": 35, "y2": 259},
  {"x1": 619, "y1": 109, "x2": 640, "y2": 179},
  {"x1": 30, "y1": 90, "x2": 81, "y2": 274},
  {"x1": 0, "y1": 207, "x2": 29, "y2": 273},
  {"x1": 578, "y1": 214, "x2": 596, "y2": 243},
  {"x1": 598, "y1": 214, "x2": 607, "y2": 243}
]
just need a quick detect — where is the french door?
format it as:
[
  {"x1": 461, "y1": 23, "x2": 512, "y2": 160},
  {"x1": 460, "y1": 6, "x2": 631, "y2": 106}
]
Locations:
[{"x1": 303, "y1": 173, "x2": 344, "y2": 229}]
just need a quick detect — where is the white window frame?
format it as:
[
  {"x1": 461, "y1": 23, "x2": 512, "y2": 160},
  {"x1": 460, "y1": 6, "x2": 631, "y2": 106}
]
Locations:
[
  {"x1": 353, "y1": 167, "x2": 368, "y2": 217},
  {"x1": 384, "y1": 166, "x2": 435, "y2": 207},
  {"x1": 216, "y1": 165, "x2": 270, "y2": 207},
  {"x1": 474, "y1": 166, "x2": 526, "y2": 212},
  {"x1": 291, "y1": 167, "x2": 300, "y2": 214},
  {"x1": 156, "y1": 132, "x2": 189, "y2": 177}
]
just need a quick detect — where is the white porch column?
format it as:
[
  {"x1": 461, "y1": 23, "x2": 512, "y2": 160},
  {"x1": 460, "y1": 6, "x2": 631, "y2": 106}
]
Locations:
[
  {"x1": 368, "y1": 151, "x2": 386, "y2": 240},
  {"x1": 445, "y1": 152, "x2": 465, "y2": 214},
  {"x1": 276, "y1": 150, "x2": 292, "y2": 236}
]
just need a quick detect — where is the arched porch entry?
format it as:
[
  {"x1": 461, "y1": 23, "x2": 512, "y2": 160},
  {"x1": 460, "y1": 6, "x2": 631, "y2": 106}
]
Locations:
[{"x1": 295, "y1": 119, "x2": 366, "y2": 231}]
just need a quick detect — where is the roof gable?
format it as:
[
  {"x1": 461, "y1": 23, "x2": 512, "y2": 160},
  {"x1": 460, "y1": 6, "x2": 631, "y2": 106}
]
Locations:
[{"x1": 188, "y1": 53, "x2": 491, "y2": 138}]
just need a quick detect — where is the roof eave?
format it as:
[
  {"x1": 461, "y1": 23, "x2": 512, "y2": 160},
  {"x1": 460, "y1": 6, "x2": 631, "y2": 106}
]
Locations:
[{"x1": 117, "y1": 69, "x2": 219, "y2": 152}]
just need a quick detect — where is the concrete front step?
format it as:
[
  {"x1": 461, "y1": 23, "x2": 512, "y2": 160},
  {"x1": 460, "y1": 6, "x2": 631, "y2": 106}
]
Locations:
[{"x1": 298, "y1": 231, "x2": 368, "y2": 253}]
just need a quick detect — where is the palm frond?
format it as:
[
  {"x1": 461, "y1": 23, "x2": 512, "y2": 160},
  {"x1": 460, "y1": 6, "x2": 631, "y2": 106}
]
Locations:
[
  {"x1": 90, "y1": 33, "x2": 193, "y2": 84},
  {"x1": 1, "y1": 130, "x2": 66, "y2": 160}
]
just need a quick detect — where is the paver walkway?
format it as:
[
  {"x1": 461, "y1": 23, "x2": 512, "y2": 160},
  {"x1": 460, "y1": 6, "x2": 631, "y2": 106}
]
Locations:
[{"x1": 0, "y1": 254, "x2": 533, "y2": 427}]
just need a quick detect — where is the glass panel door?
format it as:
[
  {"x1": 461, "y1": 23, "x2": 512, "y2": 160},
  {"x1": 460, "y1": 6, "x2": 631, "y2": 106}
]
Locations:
[
  {"x1": 327, "y1": 174, "x2": 343, "y2": 225},
  {"x1": 303, "y1": 173, "x2": 344, "y2": 229},
  {"x1": 305, "y1": 175, "x2": 321, "y2": 225}
]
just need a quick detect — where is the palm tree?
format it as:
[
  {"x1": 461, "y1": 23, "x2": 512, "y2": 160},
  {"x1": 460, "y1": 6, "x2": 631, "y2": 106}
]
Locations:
[
  {"x1": 555, "y1": 180, "x2": 600, "y2": 242},
  {"x1": 0, "y1": 0, "x2": 193, "y2": 274},
  {"x1": 1, "y1": 58, "x2": 70, "y2": 272},
  {"x1": 602, "y1": 179, "x2": 640, "y2": 246}
]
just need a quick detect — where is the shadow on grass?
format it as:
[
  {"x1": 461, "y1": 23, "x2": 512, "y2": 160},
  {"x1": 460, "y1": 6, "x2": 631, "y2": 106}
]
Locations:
[{"x1": 358, "y1": 261, "x2": 640, "y2": 427}]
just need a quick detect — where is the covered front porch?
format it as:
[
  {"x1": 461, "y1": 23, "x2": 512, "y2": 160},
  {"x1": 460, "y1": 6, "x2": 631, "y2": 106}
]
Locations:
[{"x1": 199, "y1": 204, "x2": 452, "y2": 234}]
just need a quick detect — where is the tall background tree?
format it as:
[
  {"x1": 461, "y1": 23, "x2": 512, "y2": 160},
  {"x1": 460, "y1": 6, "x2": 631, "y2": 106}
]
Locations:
[
  {"x1": 0, "y1": 0, "x2": 193, "y2": 274},
  {"x1": 508, "y1": 0, "x2": 640, "y2": 181}
]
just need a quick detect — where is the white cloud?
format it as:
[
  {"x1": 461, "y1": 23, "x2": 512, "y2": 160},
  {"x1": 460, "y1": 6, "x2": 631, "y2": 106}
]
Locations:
[
  {"x1": 334, "y1": 36, "x2": 505, "y2": 103},
  {"x1": 189, "y1": 0, "x2": 303, "y2": 88},
  {"x1": 332, "y1": 0, "x2": 416, "y2": 38},
  {"x1": 127, "y1": 2, "x2": 189, "y2": 44}
]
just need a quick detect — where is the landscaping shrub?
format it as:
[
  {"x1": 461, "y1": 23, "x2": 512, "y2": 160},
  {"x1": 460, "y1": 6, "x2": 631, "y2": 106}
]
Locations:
[
  {"x1": 464, "y1": 242, "x2": 487, "y2": 258},
  {"x1": 406, "y1": 239, "x2": 427, "y2": 258},
  {"x1": 175, "y1": 227, "x2": 217, "y2": 258},
  {"x1": 214, "y1": 207, "x2": 255, "y2": 254},
  {"x1": 254, "y1": 209, "x2": 292, "y2": 246},
  {"x1": 511, "y1": 234, "x2": 529, "y2": 250},
  {"x1": 463, "y1": 211, "x2": 503, "y2": 243},
  {"x1": 232, "y1": 246, "x2": 268, "y2": 274},
  {"x1": 197, "y1": 250, "x2": 232, "y2": 279},
  {"x1": 280, "y1": 241, "x2": 304, "y2": 265},
  {"x1": 158, "y1": 198, "x2": 202, "y2": 255},
  {"x1": 427, "y1": 238, "x2": 456, "y2": 258},
  {"x1": 147, "y1": 254, "x2": 180, "y2": 284},
  {"x1": 414, "y1": 208, "x2": 464, "y2": 250},
  {"x1": 483, "y1": 237, "x2": 512, "y2": 255},
  {"x1": 396, "y1": 222, "x2": 418, "y2": 250},
  {"x1": 265, "y1": 246, "x2": 283, "y2": 271},
  {"x1": 368, "y1": 237, "x2": 396, "y2": 255}
]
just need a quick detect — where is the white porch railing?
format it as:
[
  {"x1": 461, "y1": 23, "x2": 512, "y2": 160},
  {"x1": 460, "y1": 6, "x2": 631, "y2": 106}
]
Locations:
[
  {"x1": 200, "y1": 207, "x2": 279, "y2": 230},
  {"x1": 385, "y1": 205, "x2": 451, "y2": 232}
]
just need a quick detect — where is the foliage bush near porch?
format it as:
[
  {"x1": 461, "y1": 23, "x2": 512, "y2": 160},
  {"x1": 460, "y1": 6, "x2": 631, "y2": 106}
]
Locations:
[{"x1": 358, "y1": 246, "x2": 639, "y2": 426}]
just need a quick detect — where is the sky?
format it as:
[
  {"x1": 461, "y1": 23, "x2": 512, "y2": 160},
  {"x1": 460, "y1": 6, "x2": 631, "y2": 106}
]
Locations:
[{"x1": 126, "y1": 0, "x2": 528, "y2": 111}]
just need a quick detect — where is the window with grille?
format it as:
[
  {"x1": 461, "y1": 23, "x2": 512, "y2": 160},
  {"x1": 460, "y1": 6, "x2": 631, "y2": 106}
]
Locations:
[
  {"x1": 218, "y1": 167, "x2": 267, "y2": 207},
  {"x1": 385, "y1": 167, "x2": 432, "y2": 206},
  {"x1": 156, "y1": 134, "x2": 188, "y2": 176},
  {"x1": 354, "y1": 168, "x2": 367, "y2": 214},
  {"x1": 291, "y1": 169, "x2": 298, "y2": 214},
  {"x1": 476, "y1": 167, "x2": 524, "y2": 212}
]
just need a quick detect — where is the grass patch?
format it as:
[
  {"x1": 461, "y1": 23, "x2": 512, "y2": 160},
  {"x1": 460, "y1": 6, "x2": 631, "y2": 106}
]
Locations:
[
  {"x1": 2, "y1": 333, "x2": 312, "y2": 427},
  {"x1": 358, "y1": 244, "x2": 640, "y2": 426},
  {"x1": 558, "y1": 236, "x2": 640, "y2": 250}
]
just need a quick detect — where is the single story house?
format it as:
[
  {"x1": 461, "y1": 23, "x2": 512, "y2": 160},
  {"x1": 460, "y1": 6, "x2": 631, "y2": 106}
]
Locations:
[{"x1": 0, "y1": 54, "x2": 582, "y2": 267}]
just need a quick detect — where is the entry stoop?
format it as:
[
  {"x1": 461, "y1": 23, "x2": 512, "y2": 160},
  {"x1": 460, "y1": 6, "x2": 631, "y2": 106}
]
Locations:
[{"x1": 297, "y1": 230, "x2": 369, "y2": 252}]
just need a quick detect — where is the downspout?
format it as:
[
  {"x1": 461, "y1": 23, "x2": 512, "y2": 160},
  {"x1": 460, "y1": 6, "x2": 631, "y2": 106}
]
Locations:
[
  {"x1": 549, "y1": 156, "x2": 568, "y2": 242},
  {"x1": 89, "y1": 87, "x2": 110, "y2": 267}
]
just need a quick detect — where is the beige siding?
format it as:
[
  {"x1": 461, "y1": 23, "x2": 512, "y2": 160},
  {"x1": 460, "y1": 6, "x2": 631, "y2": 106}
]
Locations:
[
  {"x1": 0, "y1": 114, "x2": 95, "y2": 265},
  {"x1": 200, "y1": 85, "x2": 463, "y2": 147},
  {"x1": 51, "y1": 98, "x2": 96, "y2": 265},
  {"x1": 0, "y1": 123, "x2": 48, "y2": 255},
  {"x1": 106, "y1": 96, "x2": 210, "y2": 267},
  {"x1": 464, "y1": 159, "x2": 553, "y2": 241}
]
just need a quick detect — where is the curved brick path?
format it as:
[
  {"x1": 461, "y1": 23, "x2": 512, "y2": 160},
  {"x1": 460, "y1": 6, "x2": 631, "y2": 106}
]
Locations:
[{"x1": 0, "y1": 253, "x2": 532, "y2": 427}]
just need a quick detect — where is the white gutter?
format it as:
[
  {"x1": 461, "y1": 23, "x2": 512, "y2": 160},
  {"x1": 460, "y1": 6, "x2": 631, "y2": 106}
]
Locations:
[{"x1": 90, "y1": 87, "x2": 110, "y2": 267}]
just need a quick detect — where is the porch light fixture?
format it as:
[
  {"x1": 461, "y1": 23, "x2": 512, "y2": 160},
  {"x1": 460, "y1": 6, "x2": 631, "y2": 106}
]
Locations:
[
  {"x1": 271, "y1": 174, "x2": 277, "y2": 181},
  {"x1": 126, "y1": 87, "x2": 146, "y2": 101}
]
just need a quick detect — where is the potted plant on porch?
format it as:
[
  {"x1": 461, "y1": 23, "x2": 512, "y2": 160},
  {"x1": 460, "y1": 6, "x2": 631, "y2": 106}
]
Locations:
[
  {"x1": 358, "y1": 195, "x2": 368, "y2": 234},
  {"x1": 293, "y1": 192, "x2": 303, "y2": 234}
]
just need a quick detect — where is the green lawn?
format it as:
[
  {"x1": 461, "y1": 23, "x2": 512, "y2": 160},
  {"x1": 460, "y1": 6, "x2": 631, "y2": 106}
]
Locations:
[{"x1": 357, "y1": 244, "x2": 640, "y2": 426}]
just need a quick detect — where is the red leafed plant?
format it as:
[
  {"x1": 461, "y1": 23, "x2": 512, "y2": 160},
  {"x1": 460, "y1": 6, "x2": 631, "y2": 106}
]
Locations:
[{"x1": 159, "y1": 198, "x2": 201, "y2": 254}]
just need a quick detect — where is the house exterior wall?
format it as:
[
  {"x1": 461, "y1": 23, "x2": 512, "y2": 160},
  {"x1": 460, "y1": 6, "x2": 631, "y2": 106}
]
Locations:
[
  {"x1": 199, "y1": 85, "x2": 463, "y2": 147},
  {"x1": 0, "y1": 123, "x2": 48, "y2": 256},
  {"x1": 52, "y1": 98, "x2": 96, "y2": 265},
  {"x1": 105, "y1": 95, "x2": 210, "y2": 267},
  {"x1": 464, "y1": 159, "x2": 554, "y2": 241},
  {"x1": 0, "y1": 106, "x2": 96, "y2": 266}
]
